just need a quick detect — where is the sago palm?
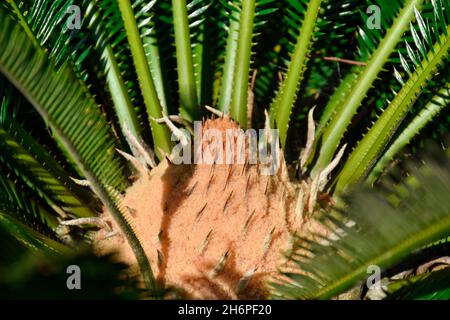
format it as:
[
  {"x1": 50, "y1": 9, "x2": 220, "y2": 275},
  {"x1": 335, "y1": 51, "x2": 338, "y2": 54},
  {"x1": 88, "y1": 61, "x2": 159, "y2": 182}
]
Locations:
[{"x1": 0, "y1": 0, "x2": 449, "y2": 299}]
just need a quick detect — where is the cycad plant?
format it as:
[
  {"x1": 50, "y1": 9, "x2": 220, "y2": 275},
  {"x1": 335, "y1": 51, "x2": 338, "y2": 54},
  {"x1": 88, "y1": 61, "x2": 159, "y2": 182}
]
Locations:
[{"x1": 0, "y1": 0, "x2": 449, "y2": 299}]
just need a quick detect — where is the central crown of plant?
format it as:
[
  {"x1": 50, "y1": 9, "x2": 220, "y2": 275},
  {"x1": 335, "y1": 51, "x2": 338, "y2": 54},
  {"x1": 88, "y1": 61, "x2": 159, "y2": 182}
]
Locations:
[{"x1": 95, "y1": 115, "x2": 338, "y2": 299}]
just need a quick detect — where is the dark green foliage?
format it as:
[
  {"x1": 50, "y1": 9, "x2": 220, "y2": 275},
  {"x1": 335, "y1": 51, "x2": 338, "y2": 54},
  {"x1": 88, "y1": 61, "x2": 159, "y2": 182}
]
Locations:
[
  {"x1": 271, "y1": 146, "x2": 450, "y2": 299},
  {"x1": 0, "y1": 0, "x2": 449, "y2": 299}
]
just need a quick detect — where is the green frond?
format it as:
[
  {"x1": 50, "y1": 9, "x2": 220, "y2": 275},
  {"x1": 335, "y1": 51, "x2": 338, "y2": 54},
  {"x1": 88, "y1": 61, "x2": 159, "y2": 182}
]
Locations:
[
  {"x1": 189, "y1": 0, "x2": 223, "y2": 107},
  {"x1": 217, "y1": 0, "x2": 241, "y2": 113},
  {"x1": 0, "y1": 247, "x2": 141, "y2": 299},
  {"x1": 2, "y1": 0, "x2": 142, "y2": 162},
  {"x1": 317, "y1": 70, "x2": 361, "y2": 136},
  {"x1": 78, "y1": 1, "x2": 143, "y2": 158},
  {"x1": 230, "y1": 0, "x2": 257, "y2": 127},
  {"x1": 4, "y1": 0, "x2": 77, "y2": 67},
  {"x1": 3, "y1": 1, "x2": 39, "y2": 48},
  {"x1": 385, "y1": 266, "x2": 450, "y2": 300},
  {"x1": 0, "y1": 169, "x2": 70, "y2": 255},
  {"x1": 270, "y1": 0, "x2": 324, "y2": 146},
  {"x1": 172, "y1": 0, "x2": 200, "y2": 121},
  {"x1": 0, "y1": 9, "x2": 156, "y2": 290},
  {"x1": 336, "y1": 3, "x2": 450, "y2": 191},
  {"x1": 117, "y1": 0, "x2": 172, "y2": 158},
  {"x1": 0, "y1": 108, "x2": 97, "y2": 218},
  {"x1": 313, "y1": 0, "x2": 425, "y2": 175},
  {"x1": 0, "y1": 213, "x2": 69, "y2": 256},
  {"x1": 357, "y1": 0, "x2": 405, "y2": 61},
  {"x1": 0, "y1": 0, "x2": 448, "y2": 300},
  {"x1": 219, "y1": 0, "x2": 277, "y2": 124},
  {"x1": 271, "y1": 148, "x2": 450, "y2": 300},
  {"x1": 134, "y1": 0, "x2": 172, "y2": 113}
]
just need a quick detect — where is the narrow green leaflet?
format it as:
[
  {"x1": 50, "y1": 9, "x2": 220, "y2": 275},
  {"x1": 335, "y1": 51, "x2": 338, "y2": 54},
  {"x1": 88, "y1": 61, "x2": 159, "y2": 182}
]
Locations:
[
  {"x1": 0, "y1": 111, "x2": 97, "y2": 218},
  {"x1": 336, "y1": 6, "x2": 450, "y2": 191},
  {"x1": 368, "y1": 84, "x2": 450, "y2": 184},
  {"x1": 313, "y1": 0, "x2": 425, "y2": 174},
  {"x1": 271, "y1": 150, "x2": 450, "y2": 299},
  {"x1": 0, "y1": 9, "x2": 156, "y2": 290},
  {"x1": 271, "y1": 0, "x2": 323, "y2": 147}
]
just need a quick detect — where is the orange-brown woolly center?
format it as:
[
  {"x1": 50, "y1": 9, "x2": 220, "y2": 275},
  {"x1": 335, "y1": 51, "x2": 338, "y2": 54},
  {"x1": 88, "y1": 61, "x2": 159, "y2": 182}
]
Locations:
[{"x1": 94, "y1": 117, "x2": 326, "y2": 299}]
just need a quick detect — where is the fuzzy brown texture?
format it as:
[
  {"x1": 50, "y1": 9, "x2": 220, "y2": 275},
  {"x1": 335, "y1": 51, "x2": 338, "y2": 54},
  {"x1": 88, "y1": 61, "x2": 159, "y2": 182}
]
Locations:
[{"x1": 94, "y1": 117, "x2": 328, "y2": 299}]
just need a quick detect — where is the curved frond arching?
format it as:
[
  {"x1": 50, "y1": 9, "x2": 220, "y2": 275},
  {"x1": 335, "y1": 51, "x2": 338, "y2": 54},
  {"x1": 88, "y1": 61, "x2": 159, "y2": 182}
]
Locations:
[
  {"x1": 336, "y1": 2, "x2": 450, "y2": 191},
  {"x1": 271, "y1": 148, "x2": 450, "y2": 300},
  {"x1": 0, "y1": 97, "x2": 98, "y2": 218},
  {"x1": 0, "y1": 169, "x2": 70, "y2": 255},
  {"x1": 368, "y1": 83, "x2": 450, "y2": 184}
]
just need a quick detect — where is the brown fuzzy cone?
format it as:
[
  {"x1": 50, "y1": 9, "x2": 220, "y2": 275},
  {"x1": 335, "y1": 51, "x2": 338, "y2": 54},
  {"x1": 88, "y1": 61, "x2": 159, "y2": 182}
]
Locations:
[{"x1": 94, "y1": 117, "x2": 328, "y2": 299}]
